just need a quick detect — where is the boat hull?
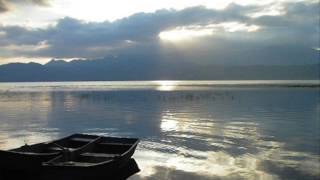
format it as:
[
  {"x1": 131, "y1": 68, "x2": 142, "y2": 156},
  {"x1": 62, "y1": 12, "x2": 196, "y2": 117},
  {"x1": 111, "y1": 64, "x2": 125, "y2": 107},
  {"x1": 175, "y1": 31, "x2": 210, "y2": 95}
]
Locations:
[
  {"x1": 0, "y1": 134, "x2": 140, "y2": 178},
  {"x1": 0, "y1": 150, "x2": 59, "y2": 173},
  {"x1": 1, "y1": 158, "x2": 140, "y2": 180}
]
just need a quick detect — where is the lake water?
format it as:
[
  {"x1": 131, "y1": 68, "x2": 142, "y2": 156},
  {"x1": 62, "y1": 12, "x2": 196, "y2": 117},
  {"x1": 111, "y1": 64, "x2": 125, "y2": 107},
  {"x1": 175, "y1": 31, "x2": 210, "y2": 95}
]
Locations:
[{"x1": 0, "y1": 81, "x2": 319, "y2": 179}]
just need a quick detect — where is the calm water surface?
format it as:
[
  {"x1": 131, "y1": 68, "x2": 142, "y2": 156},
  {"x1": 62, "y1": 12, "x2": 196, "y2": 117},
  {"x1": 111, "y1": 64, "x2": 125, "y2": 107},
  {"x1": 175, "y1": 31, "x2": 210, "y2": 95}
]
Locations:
[{"x1": 0, "y1": 81, "x2": 319, "y2": 179}]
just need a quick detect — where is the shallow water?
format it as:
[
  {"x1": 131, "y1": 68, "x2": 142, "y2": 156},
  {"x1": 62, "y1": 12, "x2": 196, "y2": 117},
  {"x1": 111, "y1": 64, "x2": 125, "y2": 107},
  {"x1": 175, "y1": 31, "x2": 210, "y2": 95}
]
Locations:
[{"x1": 0, "y1": 81, "x2": 319, "y2": 179}]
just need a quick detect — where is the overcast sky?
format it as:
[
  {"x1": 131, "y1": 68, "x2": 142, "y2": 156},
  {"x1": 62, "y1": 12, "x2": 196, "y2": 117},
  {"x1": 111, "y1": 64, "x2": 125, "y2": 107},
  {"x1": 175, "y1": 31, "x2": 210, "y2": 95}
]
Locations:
[{"x1": 0, "y1": 0, "x2": 319, "y2": 65}]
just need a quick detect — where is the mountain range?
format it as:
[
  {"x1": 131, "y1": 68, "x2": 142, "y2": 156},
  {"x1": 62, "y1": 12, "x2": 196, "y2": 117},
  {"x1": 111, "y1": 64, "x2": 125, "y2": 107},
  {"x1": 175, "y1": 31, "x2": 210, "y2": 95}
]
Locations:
[{"x1": 0, "y1": 58, "x2": 318, "y2": 82}]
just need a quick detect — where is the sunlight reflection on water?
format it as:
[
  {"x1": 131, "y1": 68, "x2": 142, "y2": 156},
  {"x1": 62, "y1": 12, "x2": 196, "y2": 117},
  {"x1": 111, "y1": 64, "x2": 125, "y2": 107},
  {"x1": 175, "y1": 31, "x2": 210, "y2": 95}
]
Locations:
[{"x1": 0, "y1": 81, "x2": 319, "y2": 179}]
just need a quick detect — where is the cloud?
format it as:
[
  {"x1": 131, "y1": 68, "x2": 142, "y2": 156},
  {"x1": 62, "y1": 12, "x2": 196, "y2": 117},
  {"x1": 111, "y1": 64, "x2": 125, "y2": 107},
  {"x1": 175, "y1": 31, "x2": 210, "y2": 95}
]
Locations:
[
  {"x1": 0, "y1": 4, "x2": 254, "y2": 56},
  {"x1": 0, "y1": 0, "x2": 51, "y2": 13},
  {"x1": 28, "y1": 0, "x2": 51, "y2": 6},
  {"x1": 0, "y1": 1, "x2": 318, "y2": 65},
  {"x1": 12, "y1": 0, "x2": 51, "y2": 6},
  {"x1": 0, "y1": 0, "x2": 9, "y2": 13}
]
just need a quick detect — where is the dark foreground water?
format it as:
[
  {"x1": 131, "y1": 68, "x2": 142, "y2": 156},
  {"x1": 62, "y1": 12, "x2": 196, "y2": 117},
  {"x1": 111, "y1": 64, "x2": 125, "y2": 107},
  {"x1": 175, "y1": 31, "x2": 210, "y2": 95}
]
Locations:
[{"x1": 0, "y1": 81, "x2": 319, "y2": 179}]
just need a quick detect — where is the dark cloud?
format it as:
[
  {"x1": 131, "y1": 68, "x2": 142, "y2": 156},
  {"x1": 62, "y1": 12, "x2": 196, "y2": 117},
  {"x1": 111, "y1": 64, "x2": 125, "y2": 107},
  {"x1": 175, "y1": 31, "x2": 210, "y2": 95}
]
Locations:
[
  {"x1": 11, "y1": 0, "x2": 51, "y2": 6},
  {"x1": 0, "y1": 1, "x2": 318, "y2": 65},
  {"x1": 0, "y1": 0, "x2": 50, "y2": 13},
  {"x1": 28, "y1": 0, "x2": 51, "y2": 6},
  {"x1": 0, "y1": 0, "x2": 9, "y2": 13},
  {"x1": 0, "y1": 4, "x2": 254, "y2": 57}
]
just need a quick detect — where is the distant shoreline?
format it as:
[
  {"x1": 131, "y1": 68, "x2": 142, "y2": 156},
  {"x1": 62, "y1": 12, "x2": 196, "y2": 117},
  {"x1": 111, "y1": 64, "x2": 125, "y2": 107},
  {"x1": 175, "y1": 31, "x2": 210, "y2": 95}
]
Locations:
[{"x1": 0, "y1": 80, "x2": 319, "y2": 92}]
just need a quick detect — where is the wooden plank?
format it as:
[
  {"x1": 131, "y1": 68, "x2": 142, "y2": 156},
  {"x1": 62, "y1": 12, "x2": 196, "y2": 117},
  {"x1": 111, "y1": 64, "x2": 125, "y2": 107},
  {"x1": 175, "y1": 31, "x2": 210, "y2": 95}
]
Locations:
[
  {"x1": 99, "y1": 142, "x2": 132, "y2": 146},
  {"x1": 81, "y1": 152, "x2": 119, "y2": 158},
  {"x1": 70, "y1": 137, "x2": 96, "y2": 142}
]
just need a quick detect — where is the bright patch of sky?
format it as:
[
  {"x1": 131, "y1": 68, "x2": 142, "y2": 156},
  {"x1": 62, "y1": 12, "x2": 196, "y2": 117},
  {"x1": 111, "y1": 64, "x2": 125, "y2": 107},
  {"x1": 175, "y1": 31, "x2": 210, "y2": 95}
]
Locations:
[{"x1": 159, "y1": 23, "x2": 261, "y2": 42}]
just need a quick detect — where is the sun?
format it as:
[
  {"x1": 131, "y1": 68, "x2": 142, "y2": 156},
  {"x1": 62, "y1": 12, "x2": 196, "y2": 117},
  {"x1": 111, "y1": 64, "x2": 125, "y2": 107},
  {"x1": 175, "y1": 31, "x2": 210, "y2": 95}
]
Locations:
[{"x1": 154, "y1": 81, "x2": 178, "y2": 91}]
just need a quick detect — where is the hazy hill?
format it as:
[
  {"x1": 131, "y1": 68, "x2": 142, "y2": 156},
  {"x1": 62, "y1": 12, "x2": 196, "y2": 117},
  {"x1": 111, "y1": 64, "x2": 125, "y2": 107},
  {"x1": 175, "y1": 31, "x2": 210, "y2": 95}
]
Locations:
[{"x1": 0, "y1": 58, "x2": 318, "y2": 82}]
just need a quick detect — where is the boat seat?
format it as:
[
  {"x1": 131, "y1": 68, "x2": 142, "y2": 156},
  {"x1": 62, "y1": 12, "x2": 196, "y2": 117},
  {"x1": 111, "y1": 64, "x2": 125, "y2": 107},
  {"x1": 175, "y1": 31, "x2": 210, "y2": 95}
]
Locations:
[
  {"x1": 99, "y1": 142, "x2": 132, "y2": 146},
  {"x1": 49, "y1": 161, "x2": 97, "y2": 167},
  {"x1": 71, "y1": 137, "x2": 96, "y2": 143},
  {"x1": 47, "y1": 147, "x2": 76, "y2": 151},
  {"x1": 80, "y1": 152, "x2": 120, "y2": 158}
]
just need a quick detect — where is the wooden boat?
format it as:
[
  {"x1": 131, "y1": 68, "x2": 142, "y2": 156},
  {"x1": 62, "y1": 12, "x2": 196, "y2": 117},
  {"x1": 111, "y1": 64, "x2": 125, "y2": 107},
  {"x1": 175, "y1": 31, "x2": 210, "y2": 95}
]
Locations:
[
  {"x1": 42, "y1": 134, "x2": 140, "y2": 178},
  {"x1": 0, "y1": 134, "x2": 95, "y2": 173}
]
